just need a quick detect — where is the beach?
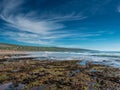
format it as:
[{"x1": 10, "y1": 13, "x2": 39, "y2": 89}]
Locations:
[{"x1": 0, "y1": 51, "x2": 120, "y2": 90}]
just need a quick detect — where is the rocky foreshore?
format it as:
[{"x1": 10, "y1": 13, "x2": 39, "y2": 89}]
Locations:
[{"x1": 0, "y1": 54, "x2": 120, "y2": 90}]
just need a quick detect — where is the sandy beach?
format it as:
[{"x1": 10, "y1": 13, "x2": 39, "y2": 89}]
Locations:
[{"x1": 0, "y1": 50, "x2": 27, "y2": 55}]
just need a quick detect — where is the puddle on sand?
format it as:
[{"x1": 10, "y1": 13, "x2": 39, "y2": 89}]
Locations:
[
  {"x1": 79, "y1": 60, "x2": 87, "y2": 66},
  {"x1": 30, "y1": 86, "x2": 46, "y2": 90},
  {"x1": 0, "y1": 82, "x2": 25, "y2": 90},
  {"x1": 90, "y1": 70, "x2": 97, "y2": 73}
]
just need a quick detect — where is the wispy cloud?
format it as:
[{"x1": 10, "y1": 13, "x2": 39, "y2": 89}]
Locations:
[
  {"x1": 0, "y1": 0, "x2": 23, "y2": 17},
  {"x1": 1, "y1": 15, "x2": 65, "y2": 35},
  {"x1": 46, "y1": 13, "x2": 87, "y2": 22},
  {"x1": 2, "y1": 31, "x2": 53, "y2": 44},
  {"x1": 0, "y1": 0, "x2": 87, "y2": 45},
  {"x1": 0, "y1": 0, "x2": 114, "y2": 48},
  {"x1": 2, "y1": 31, "x2": 75, "y2": 45},
  {"x1": 117, "y1": 5, "x2": 120, "y2": 13}
]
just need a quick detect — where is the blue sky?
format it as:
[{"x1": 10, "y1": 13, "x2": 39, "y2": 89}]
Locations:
[{"x1": 0, "y1": 0, "x2": 120, "y2": 51}]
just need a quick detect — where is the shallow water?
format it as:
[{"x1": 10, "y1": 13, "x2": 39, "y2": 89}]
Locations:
[
  {"x1": 10, "y1": 51, "x2": 120, "y2": 68},
  {"x1": 30, "y1": 86, "x2": 46, "y2": 90},
  {"x1": 0, "y1": 82, "x2": 25, "y2": 90}
]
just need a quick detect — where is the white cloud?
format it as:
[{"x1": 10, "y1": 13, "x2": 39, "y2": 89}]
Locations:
[
  {"x1": 3, "y1": 30, "x2": 75, "y2": 45},
  {"x1": 45, "y1": 13, "x2": 87, "y2": 22},
  {"x1": 0, "y1": 0, "x2": 23, "y2": 16},
  {"x1": 2, "y1": 16, "x2": 65, "y2": 35},
  {"x1": 3, "y1": 31, "x2": 53, "y2": 45},
  {"x1": 117, "y1": 6, "x2": 120, "y2": 13},
  {"x1": 0, "y1": 0, "x2": 87, "y2": 45}
]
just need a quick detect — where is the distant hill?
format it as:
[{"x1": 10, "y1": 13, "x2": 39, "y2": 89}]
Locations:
[{"x1": 0, "y1": 43, "x2": 93, "y2": 52}]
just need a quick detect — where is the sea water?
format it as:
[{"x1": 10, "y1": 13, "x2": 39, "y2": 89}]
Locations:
[{"x1": 11, "y1": 51, "x2": 120, "y2": 68}]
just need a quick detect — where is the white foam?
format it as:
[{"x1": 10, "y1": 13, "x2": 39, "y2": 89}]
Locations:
[{"x1": 11, "y1": 51, "x2": 120, "y2": 68}]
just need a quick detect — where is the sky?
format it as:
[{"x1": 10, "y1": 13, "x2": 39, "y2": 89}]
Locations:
[{"x1": 0, "y1": 0, "x2": 120, "y2": 51}]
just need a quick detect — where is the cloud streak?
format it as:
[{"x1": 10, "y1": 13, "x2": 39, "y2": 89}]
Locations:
[
  {"x1": 0, "y1": 0, "x2": 87, "y2": 45},
  {"x1": 117, "y1": 5, "x2": 120, "y2": 13}
]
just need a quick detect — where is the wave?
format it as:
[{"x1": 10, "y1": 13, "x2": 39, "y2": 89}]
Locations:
[{"x1": 11, "y1": 51, "x2": 120, "y2": 68}]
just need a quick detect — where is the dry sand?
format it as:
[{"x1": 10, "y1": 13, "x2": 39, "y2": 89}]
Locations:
[{"x1": 0, "y1": 50, "x2": 27, "y2": 55}]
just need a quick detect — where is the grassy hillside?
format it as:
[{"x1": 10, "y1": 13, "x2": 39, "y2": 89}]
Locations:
[{"x1": 0, "y1": 43, "x2": 92, "y2": 52}]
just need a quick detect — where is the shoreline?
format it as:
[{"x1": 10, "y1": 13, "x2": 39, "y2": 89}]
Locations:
[{"x1": 0, "y1": 54, "x2": 120, "y2": 89}]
